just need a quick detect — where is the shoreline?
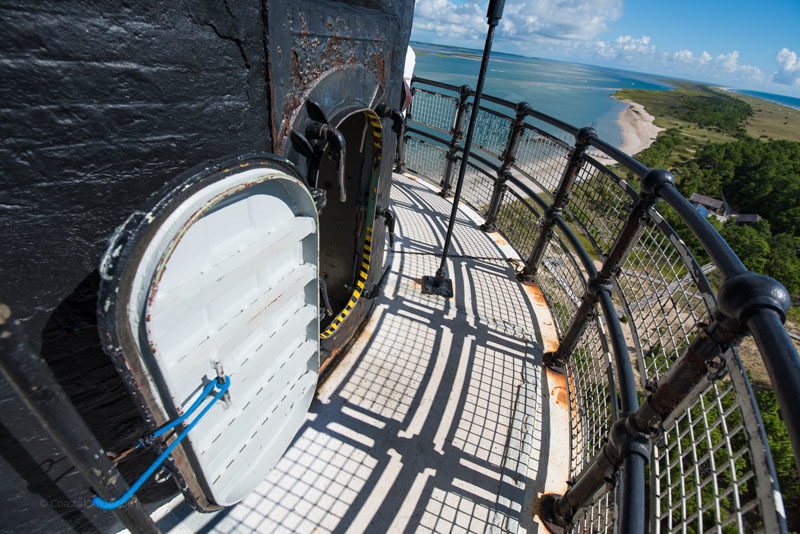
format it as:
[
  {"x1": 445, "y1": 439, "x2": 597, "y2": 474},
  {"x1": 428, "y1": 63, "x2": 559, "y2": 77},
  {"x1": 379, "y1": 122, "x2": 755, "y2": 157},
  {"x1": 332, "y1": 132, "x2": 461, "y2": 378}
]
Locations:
[
  {"x1": 613, "y1": 95, "x2": 664, "y2": 155},
  {"x1": 722, "y1": 86, "x2": 800, "y2": 111},
  {"x1": 589, "y1": 95, "x2": 664, "y2": 166}
]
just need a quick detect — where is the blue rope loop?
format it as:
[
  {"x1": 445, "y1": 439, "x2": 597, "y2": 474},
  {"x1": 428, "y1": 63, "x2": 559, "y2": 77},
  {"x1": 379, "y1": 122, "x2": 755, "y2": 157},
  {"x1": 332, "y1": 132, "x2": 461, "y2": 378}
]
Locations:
[{"x1": 92, "y1": 376, "x2": 231, "y2": 510}]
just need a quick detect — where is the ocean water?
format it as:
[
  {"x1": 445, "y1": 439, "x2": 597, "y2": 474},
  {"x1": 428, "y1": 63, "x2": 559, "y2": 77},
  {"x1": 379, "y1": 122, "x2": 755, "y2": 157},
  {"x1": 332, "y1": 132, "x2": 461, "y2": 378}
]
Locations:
[
  {"x1": 412, "y1": 42, "x2": 672, "y2": 147},
  {"x1": 731, "y1": 89, "x2": 800, "y2": 110}
]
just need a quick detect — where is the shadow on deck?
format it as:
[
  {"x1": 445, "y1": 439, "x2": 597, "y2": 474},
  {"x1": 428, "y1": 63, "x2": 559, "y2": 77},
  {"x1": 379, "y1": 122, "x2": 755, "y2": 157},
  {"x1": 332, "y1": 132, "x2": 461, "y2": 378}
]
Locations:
[{"x1": 152, "y1": 174, "x2": 568, "y2": 534}]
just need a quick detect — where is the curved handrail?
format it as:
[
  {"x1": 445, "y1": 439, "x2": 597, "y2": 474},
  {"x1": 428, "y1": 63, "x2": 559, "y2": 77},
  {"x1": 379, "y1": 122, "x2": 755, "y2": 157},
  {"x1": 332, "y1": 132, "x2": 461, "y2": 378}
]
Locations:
[
  {"x1": 413, "y1": 75, "x2": 580, "y2": 136},
  {"x1": 510, "y1": 175, "x2": 639, "y2": 412},
  {"x1": 402, "y1": 77, "x2": 799, "y2": 534}
]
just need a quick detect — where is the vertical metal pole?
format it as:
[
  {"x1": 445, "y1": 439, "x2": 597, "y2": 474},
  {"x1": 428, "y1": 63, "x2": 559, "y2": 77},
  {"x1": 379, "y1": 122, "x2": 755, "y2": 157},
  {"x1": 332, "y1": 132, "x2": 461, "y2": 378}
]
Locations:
[
  {"x1": 542, "y1": 169, "x2": 674, "y2": 370},
  {"x1": 440, "y1": 84, "x2": 472, "y2": 197},
  {"x1": 481, "y1": 101, "x2": 531, "y2": 232},
  {"x1": 422, "y1": 0, "x2": 506, "y2": 297},
  {"x1": 541, "y1": 310, "x2": 757, "y2": 533},
  {"x1": 518, "y1": 126, "x2": 596, "y2": 282},
  {"x1": 0, "y1": 308, "x2": 161, "y2": 534},
  {"x1": 539, "y1": 170, "x2": 677, "y2": 534},
  {"x1": 540, "y1": 415, "x2": 650, "y2": 534}
]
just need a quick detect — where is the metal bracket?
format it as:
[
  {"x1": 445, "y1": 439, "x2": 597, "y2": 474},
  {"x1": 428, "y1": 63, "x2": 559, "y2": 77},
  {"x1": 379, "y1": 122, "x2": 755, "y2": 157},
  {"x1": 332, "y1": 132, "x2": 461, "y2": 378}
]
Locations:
[
  {"x1": 706, "y1": 354, "x2": 727, "y2": 381},
  {"x1": 538, "y1": 493, "x2": 568, "y2": 534},
  {"x1": 365, "y1": 266, "x2": 392, "y2": 300},
  {"x1": 543, "y1": 351, "x2": 566, "y2": 374},
  {"x1": 421, "y1": 275, "x2": 453, "y2": 298}
]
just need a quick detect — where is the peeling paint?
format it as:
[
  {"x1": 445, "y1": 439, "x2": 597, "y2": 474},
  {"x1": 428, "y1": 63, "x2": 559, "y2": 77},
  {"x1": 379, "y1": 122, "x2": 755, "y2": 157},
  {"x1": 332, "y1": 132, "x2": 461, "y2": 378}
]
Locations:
[{"x1": 546, "y1": 367, "x2": 569, "y2": 408}]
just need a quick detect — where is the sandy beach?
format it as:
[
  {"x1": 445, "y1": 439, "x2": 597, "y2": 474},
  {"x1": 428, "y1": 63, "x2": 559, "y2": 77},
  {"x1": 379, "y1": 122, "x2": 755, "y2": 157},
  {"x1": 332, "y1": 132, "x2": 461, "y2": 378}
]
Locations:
[
  {"x1": 613, "y1": 96, "x2": 664, "y2": 155},
  {"x1": 588, "y1": 96, "x2": 664, "y2": 165}
]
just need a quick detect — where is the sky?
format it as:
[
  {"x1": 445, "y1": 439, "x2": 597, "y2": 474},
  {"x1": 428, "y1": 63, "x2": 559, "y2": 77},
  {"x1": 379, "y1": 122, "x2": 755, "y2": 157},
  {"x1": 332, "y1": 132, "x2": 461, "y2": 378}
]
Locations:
[{"x1": 411, "y1": 0, "x2": 800, "y2": 97}]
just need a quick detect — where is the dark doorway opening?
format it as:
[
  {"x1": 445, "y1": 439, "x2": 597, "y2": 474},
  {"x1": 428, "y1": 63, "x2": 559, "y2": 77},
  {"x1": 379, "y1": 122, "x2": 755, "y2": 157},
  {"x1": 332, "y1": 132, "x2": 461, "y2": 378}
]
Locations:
[{"x1": 318, "y1": 111, "x2": 378, "y2": 330}]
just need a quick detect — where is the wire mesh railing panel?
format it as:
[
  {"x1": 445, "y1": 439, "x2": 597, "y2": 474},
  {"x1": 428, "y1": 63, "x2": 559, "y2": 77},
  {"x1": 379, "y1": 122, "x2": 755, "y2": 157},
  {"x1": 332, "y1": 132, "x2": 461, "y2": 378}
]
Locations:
[
  {"x1": 402, "y1": 79, "x2": 792, "y2": 534},
  {"x1": 467, "y1": 105, "x2": 512, "y2": 159},
  {"x1": 403, "y1": 136, "x2": 448, "y2": 189},
  {"x1": 409, "y1": 88, "x2": 458, "y2": 134},
  {"x1": 617, "y1": 214, "x2": 712, "y2": 384},
  {"x1": 566, "y1": 320, "x2": 617, "y2": 478},
  {"x1": 535, "y1": 236, "x2": 587, "y2": 336},
  {"x1": 568, "y1": 160, "x2": 634, "y2": 256},
  {"x1": 494, "y1": 187, "x2": 543, "y2": 259},
  {"x1": 526, "y1": 116, "x2": 577, "y2": 148},
  {"x1": 513, "y1": 126, "x2": 571, "y2": 195},
  {"x1": 452, "y1": 158, "x2": 496, "y2": 218},
  {"x1": 652, "y1": 373, "x2": 764, "y2": 533},
  {"x1": 569, "y1": 482, "x2": 618, "y2": 534}
]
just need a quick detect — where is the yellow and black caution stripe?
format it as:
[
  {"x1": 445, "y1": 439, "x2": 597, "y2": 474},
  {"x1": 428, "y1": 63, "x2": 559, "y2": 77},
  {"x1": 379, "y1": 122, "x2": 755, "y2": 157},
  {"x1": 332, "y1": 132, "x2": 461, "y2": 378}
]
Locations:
[
  {"x1": 369, "y1": 113, "x2": 383, "y2": 169},
  {"x1": 320, "y1": 109, "x2": 384, "y2": 341},
  {"x1": 321, "y1": 226, "x2": 373, "y2": 339}
]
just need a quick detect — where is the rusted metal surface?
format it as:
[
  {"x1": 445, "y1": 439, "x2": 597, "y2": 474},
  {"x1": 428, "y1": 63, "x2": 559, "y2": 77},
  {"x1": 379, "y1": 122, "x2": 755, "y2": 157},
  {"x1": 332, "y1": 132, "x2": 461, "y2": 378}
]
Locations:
[
  {"x1": 521, "y1": 282, "x2": 560, "y2": 354},
  {"x1": 270, "y1": 4, "x2": 411, "y2": 152},
  {"x1": 547, "y1": 367, "x2": 569, "y2": 409},
  {"x1": 2, "y1": 0, "x2": 413, "y2": 529}
]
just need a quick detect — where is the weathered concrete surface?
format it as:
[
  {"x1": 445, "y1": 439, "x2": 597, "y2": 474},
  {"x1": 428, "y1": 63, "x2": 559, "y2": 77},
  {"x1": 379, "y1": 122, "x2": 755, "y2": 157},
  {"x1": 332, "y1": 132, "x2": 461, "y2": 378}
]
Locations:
[{"x1": 149, "y1": 174, "x2": 568, "y2": 533}]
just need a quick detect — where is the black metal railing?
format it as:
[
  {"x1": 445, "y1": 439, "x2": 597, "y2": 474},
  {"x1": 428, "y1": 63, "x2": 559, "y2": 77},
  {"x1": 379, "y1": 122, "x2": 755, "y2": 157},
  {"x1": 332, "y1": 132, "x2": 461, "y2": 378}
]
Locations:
[{"x1": 402, "y1": 76, "x2": 800, "y2": 533}]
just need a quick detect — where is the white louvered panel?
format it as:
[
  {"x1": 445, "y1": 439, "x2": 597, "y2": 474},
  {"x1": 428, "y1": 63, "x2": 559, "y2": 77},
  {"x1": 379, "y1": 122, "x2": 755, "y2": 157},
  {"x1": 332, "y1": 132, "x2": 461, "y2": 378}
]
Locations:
[{"x1": 120, "y1": 167, "x2": 319, "y2": 507}]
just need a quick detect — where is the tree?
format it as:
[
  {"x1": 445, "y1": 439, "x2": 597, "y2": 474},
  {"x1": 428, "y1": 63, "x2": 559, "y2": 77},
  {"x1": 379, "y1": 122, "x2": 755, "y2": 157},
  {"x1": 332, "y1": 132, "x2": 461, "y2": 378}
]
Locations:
[
  {"x1": 766, "y1": 233, "x2": 800, "y2": 294},
  {"x1": 719, "y1": 221, "x2": 772, "y2": 274}
]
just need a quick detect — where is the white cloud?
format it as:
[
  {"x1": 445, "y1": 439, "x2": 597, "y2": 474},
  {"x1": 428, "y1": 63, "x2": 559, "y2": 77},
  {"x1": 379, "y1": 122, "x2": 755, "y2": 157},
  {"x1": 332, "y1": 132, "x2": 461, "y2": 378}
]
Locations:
[
  {"x1": 774, "y1": 48, "x2": 800, "y2": 86},
  {"x1": 412, "y1": 0, "x2": 486, "y2": 43},
  {"x1": 502, "y1": 0, "x2": 623, "y2": 41},
  {"x1": 411, "y1": 2, "x2": 782, "y2": 91},
  {"x1": 547, "y1": 33, "x2": 764, "y2": 84},
  {"x1": 595, "y1": 35, "x2": 656, "y2": 59},
  {"x1": 411, "y1": 0, "x2": 622, "y2": 48},
  {"x1": 663, "y1": 48, "x2": 764, "y2": 81}
]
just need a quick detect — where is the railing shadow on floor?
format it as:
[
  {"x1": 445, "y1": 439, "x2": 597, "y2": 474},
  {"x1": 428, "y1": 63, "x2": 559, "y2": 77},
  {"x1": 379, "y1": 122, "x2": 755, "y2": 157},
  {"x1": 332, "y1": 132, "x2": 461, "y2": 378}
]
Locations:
[
  {"x1": 158, "y1": 175, "x2": 558, "y2": 533},
  {"x1": 401, "y1": 76, "x2": 799, "y2": 534}
]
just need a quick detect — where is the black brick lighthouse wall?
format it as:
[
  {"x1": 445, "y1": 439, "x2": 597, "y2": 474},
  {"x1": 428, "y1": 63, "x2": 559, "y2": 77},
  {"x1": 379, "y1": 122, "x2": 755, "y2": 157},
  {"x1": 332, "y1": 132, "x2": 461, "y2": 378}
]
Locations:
[{"x1": 0, "y1": 1, "x2": 413, "y2": 531}]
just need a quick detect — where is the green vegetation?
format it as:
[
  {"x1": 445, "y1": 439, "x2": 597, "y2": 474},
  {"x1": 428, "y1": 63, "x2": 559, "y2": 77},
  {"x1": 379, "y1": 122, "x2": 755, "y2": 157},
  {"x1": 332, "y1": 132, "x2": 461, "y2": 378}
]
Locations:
[
  {"x1": 648, "y1": 138, "x2": 800, "y2": 296},
  {"x1": 669, "y1": 93, "x2": 751, "y2": 133},
  {"x1": 729, "y1": 92, "x2": 800, "y2": 142},
  {"x1": 696, "y1": 140, "x2": 800, "y2": 236},
  {"x1": 616, "y1": 84, "x2": 800, "y2": 530},
  {"x1": 616, "y1": 82, "x2": 748, "y2": 145},
  {"x1": 756, "y1": 387, "x2": 800, "y2": 528},
  {"x1": 616, "y1": 84, "x2": 800, "y2": 300}
]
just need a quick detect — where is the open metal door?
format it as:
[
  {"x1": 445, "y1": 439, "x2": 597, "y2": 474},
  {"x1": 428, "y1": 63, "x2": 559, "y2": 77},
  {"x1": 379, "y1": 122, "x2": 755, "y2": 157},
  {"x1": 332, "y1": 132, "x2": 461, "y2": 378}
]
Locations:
[{"x1": 97, "y1": 155, "x2": 319, "y2": 510}]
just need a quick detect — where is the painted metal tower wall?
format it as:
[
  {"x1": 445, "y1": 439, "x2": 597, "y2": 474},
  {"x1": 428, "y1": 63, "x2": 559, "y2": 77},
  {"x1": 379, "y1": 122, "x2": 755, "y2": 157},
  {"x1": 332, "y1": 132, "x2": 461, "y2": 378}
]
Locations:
[{"x1": 0, "y1": 1, "x2": 413, "y2": 531}]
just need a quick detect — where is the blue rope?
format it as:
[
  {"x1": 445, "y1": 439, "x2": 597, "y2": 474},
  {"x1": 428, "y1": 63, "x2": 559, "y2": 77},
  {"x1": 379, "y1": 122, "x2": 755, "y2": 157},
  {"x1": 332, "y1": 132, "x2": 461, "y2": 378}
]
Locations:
[{"x1": 92, "y1": 376, "x2": 231, "y2": 510}]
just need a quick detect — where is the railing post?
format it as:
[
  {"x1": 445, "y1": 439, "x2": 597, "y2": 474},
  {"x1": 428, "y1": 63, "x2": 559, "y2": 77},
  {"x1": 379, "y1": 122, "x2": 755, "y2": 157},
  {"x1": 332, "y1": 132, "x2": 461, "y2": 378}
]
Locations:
[
  {"x1": 537, "y1": 169, "x2": 674, "y2": 534},
  {"x1": 632, "y1": 269, "x2": 798, "y2": 468},
  {"x1": 541, "y1": 169, "x2": 674, "y2": 372},
  {"x1": 657, "y1": 180, "x2": 800, "y2": 471},
  {"x1": 440, "y1": 84, "x2": 472, "y2": 197},
  {"x1": 540, "y1": 415, "x2": 650, "y2": 534},
  {"x1": 518, "y1": 126, "x2": 596, "y2": 282},
  {"x1": 541, "y1": 270, "x2": 793, "y2": 534},
  {"x1": 481, "y1": 101, "x2": 531, "y2": 232}
]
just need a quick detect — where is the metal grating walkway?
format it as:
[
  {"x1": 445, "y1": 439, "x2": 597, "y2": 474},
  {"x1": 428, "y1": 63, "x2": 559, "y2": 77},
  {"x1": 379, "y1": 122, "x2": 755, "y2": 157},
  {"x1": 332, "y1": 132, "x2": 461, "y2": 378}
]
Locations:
[{"x1": 148, "y1": 174, "x2": 567, "y2": 534}]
